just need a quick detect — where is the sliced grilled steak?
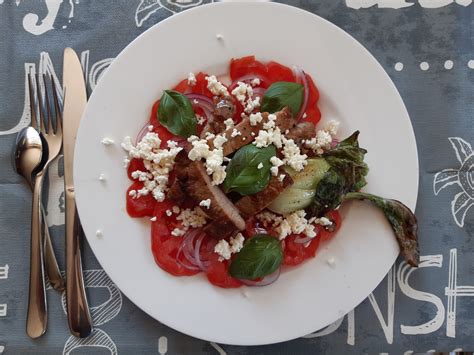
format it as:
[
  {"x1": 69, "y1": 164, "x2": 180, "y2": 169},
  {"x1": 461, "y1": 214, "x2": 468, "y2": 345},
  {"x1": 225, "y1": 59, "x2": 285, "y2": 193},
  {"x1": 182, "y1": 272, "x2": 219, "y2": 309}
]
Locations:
[
  {"x1": 168, "y1": 152, "x2": 245, "y2": 239},
  {"x1": 286, "y1": 122, "x2": 315, "y2": 145},
  {"x1": 235, "y1": 174, "x2": 294, "y2": 219},
  {"x1": 212, "y1": 107, "x2": 297, "y2": 156}
]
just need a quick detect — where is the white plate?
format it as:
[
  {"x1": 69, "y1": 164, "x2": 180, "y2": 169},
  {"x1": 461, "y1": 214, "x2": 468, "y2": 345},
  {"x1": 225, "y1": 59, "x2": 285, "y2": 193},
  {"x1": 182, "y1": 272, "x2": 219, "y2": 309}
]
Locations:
[{"x1": 75, "y1": 2, "x2": 418, "y2": 346}]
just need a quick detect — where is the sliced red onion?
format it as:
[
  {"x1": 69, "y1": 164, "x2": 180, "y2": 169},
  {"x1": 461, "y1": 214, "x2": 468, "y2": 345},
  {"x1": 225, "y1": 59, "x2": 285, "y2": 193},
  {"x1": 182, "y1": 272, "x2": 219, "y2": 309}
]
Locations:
[
  {"x1": 294, "y1": 235, "x2": 317, "y2": 244},
  {"x1": 330, "y1": 138, "x2": 339, "y2": 148},
  {"x1": 176, "y1": 241, "x2": 201, "y2": 271},
  {"x1": 176, "y1": 228, "x2": 212, "y2": 272},
  {"x1": 293, "y1": 66, "x2": 309, "y2": 122},
  {"x1": 252, "y1": 227, "x2": 268, "y2": 235},
  {"x1": 194, "y1": 232, "x2": 211, "y2": 271},
  {"x1": 252, "y1": 87, "x2": 266, "y2": 99},
  {"x1": 239, "y1": 268, "x2": 281, "y2": 287},
  {"x1": 185, "y1": 93, "x2": 215, "y2": 124},
  {"x1": 135, "y1": 122, "x2": 152, "y2": 144}
]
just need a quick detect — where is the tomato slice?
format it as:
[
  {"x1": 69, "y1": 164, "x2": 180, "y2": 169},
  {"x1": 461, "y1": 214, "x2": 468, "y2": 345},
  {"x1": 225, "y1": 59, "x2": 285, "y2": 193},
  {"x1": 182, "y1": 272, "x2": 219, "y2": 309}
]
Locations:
[
  {"x1": 283, "y1": 234, "x2": 322, "y2": 266},
  {"x1": 266, "y1": 61, "x2": 296, "y2": 83},
  {"x1": 190, "y1": 72, "x2": 214, "y2": 98},
  {"x1": 205, "y1": 254, "x2": 242, "y2": 288},
  {"x1": 173, "y1": 78, "x2": 190, "y2": 94},
  {"x1": 230, "y1": 56, "x2": 268, "y2": 82},
  {"x1": 126, "y1": 181, "x2": 156, "y2": 218},
  {"x1": 151, "y1": 223, "x2": 199, "y2": 276},
  {"x1": 319, "y1": 210, "x2": 341, "y2": 243}
]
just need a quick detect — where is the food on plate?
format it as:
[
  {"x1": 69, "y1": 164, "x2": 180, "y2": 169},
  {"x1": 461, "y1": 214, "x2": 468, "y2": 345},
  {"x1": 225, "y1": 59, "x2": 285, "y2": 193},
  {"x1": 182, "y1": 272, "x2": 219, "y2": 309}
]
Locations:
[{"x1": 121, "y1": 56, "x2": 419, "y2": 288}]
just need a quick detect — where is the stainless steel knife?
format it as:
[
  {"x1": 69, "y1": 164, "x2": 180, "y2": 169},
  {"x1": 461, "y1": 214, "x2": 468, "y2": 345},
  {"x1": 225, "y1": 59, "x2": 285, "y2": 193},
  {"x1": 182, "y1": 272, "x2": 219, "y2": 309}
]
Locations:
[{"x1": 62, "y1": 47, "x2": 93, "y2": 338}]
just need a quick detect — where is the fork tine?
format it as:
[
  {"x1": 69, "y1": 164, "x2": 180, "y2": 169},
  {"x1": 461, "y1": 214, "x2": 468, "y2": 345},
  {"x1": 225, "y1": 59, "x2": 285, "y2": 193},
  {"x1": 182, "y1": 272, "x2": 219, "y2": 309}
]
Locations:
[
  {"x1": 28, "y1": 73, "x2": 38, "y2": 130},
  {"x1": 43, "y1": 74, "x2": 53, "y2": 134},
  {"x1": 51, "y1": 78, "x2": 62, "y2": 135},
  {"x1": 35, "y1": 73, "x2": 47, "y2": 134}
]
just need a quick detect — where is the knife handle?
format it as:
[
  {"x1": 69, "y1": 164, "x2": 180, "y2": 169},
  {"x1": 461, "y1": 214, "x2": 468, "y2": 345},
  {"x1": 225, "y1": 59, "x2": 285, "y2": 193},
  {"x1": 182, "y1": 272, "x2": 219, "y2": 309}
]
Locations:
[
  {"x1": 65, "y1": 189, "x2": 93, "y2": 338},
  {"x1": 27, "y1": 172, "x2": 47, "y2": 339}
]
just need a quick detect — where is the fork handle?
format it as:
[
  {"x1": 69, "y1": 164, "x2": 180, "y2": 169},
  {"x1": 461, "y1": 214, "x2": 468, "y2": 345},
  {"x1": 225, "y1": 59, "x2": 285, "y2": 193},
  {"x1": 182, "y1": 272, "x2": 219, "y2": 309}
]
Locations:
[
  {"x1": 41, "y1": 206, "x2": 65, "y2": 291},
  {"x1": 65, "y1": 189, "x2": 93, "y2": 338},
  {"x1": 27, "y1": 172, "x2": 48, "y2": 339}
]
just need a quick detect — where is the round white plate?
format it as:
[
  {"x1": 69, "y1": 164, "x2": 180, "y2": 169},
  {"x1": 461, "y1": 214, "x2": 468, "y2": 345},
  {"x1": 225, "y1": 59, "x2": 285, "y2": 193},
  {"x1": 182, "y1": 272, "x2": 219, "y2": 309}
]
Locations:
[{"x1": 75, "y1": 2, "x2": 418, "y2": 346}]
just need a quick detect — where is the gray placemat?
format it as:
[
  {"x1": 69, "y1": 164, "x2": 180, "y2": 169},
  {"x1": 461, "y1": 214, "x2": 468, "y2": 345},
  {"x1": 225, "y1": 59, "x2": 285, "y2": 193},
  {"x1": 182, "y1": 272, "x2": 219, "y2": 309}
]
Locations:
[{"x1": 0, "y1": 1, "x2": 473, "y2": 354}]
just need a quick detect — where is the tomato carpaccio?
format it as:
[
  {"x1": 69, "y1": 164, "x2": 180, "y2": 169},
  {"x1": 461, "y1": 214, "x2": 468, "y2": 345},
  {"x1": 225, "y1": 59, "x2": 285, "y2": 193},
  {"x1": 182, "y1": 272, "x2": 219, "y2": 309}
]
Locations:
[{"x1": 125, "y1": 56, "x2": 338, "y2": 288}]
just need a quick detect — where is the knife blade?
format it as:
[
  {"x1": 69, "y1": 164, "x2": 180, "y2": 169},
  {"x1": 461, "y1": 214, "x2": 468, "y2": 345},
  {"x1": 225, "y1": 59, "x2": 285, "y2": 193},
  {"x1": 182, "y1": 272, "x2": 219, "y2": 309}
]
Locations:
[{"x1": 62, "y1": 47, "x2": 93, "y2": 338}]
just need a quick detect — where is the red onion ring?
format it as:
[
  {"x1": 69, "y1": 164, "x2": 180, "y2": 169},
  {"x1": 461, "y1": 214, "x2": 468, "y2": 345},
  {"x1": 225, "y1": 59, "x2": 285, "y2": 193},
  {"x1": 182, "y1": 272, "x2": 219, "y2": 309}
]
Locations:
[
  {"x1": 252, "y1": 87, "x2": 266, "y2": 99},
  {"x1": 176, "y1": 228, "x2": 212, "y2": 272},
  {"x1": 293, "y1": 66, "x2": 309, "y2": 121},
  {"x1": 294, "y1": 235, "x2": 317, "y2": 244},
  {"x1": 239, "y1": 268, "x2": 281, "y2": 287},
  {"x1": 331, "y1": 138, "x2": 339, "y2": 148},
  {"x1": 185, "y1": 93, "x2": 215, "y2": 124},
  {"x1": 194, "y1": 232, "x2": 210, "y2": 271}
]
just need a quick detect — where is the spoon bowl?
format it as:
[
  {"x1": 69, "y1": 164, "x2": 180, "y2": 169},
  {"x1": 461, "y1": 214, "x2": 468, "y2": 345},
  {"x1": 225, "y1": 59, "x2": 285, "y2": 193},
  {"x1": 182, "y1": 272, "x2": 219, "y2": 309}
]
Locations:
[{"x1": 13, "y1": 127, "x2": 45, "y2": 187}]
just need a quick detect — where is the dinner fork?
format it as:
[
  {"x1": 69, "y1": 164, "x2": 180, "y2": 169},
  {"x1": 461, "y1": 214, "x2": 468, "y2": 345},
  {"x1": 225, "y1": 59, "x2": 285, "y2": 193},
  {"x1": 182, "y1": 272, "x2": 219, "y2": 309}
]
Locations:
[{"x1": 26, "y1": 73, "x2": 63, "y2": 337}]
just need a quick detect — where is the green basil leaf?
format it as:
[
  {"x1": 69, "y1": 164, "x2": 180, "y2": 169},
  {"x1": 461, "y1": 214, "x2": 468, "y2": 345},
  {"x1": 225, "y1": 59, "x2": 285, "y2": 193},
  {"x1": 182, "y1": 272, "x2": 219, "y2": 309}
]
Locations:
[
  {"x1": 158, "y1": 90, "x2": 197, "y2": 138},
  {"x1": 223, "y1": 144, "x2": 276, "y2": 196},
  {"x1": 229, "y1": 234, "x2": 283, "y2": 280},
  {"x1": 261, "y1": 81, "x2": 304, "y2": 116}
]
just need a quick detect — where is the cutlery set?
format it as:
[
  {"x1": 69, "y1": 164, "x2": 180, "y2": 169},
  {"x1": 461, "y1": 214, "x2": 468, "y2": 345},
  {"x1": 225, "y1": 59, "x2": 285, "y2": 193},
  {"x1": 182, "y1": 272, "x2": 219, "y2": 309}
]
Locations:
[{"x1": 12, "y1": 48, "x2": 93, "y2": 339}]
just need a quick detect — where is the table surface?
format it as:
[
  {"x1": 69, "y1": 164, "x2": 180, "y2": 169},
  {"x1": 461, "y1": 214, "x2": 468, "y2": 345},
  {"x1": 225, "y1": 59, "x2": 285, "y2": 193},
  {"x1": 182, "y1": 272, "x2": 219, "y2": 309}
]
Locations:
[{"x1": 0, "y1": 1, "x2": 473, "y2": 354}]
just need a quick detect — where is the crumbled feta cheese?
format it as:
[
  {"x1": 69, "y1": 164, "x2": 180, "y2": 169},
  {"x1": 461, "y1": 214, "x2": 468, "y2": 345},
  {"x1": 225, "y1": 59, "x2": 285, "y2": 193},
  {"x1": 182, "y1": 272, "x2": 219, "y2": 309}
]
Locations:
[
  {"x1": 128, "y1": 190, "x2": 137, "y2": 198},
  {"x1": 249, "y1": 112, "x2": 263, "y2": 126},
  {"x1": 251, "y1": 132, "x2": 256, "y2": 136},
  {"x1": 123, "y1": 156, "x2": 130, "y2": 168},
  {"x1": 196, "y1": 115, "x2": 206, "y2": 125},
  {"x1": 187, "y1": 135, "x2": 227, "y2": 185},
  {"x1": 187, "y1": 72, "x2": 197, "y2": 86},
  {"x1": 231, "y1": 82, "x2": 253, "y2": 105},
  {"x1": 206, "y1": 75, "x2": 229, "y2": 96},
  {"x1": 325, "y1": 120, "x2": 340, "y2": 136},
  {"x1": 315, "y1": 217, "x2": 333, "y2": 226},
  {"x1": 251, "y1": 78, "x2": 261, "y2": 87},
  {"x1": 172, "y1": 206, "x2": 180, "y2": 214},
  {"x1": 270, "y1": 156, "x2": 284, "y2": 168},
  {"x1": 253, "y1": 127, "x2": 283, "y2": 148},
  {"x1": 199, "y1": 199, "x2": 211, "y2": 209},
  {"x1": 171, "y1": 228, "x2": 186, "y2": 237},
  {"x1": 101, "y1": 137, "x2": 115, "y2": 145},
  {"x1": 193, "y1": 99, "x2": 199, "y2": 104},
  {"x1": 150, "y1": 216, "x2": 157, "y2": 222},
  {"x1": 224, "y1": 118, "x2": 234, "y2": 131},
  {"x1": 96, "y1": 229, "x2": 103, "y2": 238},
  {"x1": 270, "y1": 166, "x2": 279, "y2": 176},
  {"x1": 282, "y1": 137, "x2": 308, "y2": 171},
  {"x1": 122, "y1": 132, "x2": 182, "y2": 201},
  {"x1": 278, "y1": 174, "x2": 286, "y2": 182},
  {"x1": 231, "y1": 128, "x2": 241, "y2": 138},
  {"x1": 263, "y1": 113, "x2": 276, "y2": 130},
  {"x1": 326, "y1": 256, "x2": 337, "y2": 268},
  {"x1": 257, "y1": 162, "x2": 264, "y2": 170},
  {"x1": 214, "y1": 233, "x2": 245, "y2": 261},
  {"x1": 98, "y1": 173, "x2": 106, "y2": 181},
  {"x1": 165, "y1": 210, "x2": 173, "y2": 217},
  {"x1": 204, "y1": 132, "x2": 216, "y2": 140},
  {"x1": 304, "y1": 130, "x2": 332, "y2": 153},
  {"x1": 214, "y1": 239, "x2": 232, "y2": 261},
  {"x1": 244, "y1": 96, "x2": 260, "y2": 114},
  {"x1": 256, "y1": 209, "x2": 318, "y2": 240},
  {"x1": 230, "y1": 233, "x2": 245, "y2": 253},
  {"x1": 216, "y1": 33, "x2": 224, "y2": 40}
]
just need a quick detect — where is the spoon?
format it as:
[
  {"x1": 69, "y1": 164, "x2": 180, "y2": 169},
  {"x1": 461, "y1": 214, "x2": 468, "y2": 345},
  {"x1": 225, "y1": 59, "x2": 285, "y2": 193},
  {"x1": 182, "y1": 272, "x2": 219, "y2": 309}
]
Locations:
[
  {"x1": 13, "y1": 126, "x2": 48, "y2": 338},
  {"x1": 13, "y1": 127, "x2": 64, "y2": 292}
]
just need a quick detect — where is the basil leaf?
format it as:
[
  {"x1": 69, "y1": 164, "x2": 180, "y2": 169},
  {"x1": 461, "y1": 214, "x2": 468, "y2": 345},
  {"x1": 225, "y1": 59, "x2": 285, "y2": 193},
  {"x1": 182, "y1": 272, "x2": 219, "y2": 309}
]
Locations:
[
  {"x1": 223, "y1": 144, "x2": 276, "y2": 196},
  {"x1": 261, "y1": 81, "x2": 304, "y2": 116},
  {"x1": 158, "y1": 90, "x2": 197, "y2": 138},
  {"x1": 229, "y1": 234, "x2": 283, "y2": 280}
]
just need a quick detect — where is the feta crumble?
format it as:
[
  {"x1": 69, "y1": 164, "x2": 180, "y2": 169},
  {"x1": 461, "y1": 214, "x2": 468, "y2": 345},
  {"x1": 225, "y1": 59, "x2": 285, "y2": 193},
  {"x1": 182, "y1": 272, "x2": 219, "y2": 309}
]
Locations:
[
  {"x1": 150, "y1": 216, "x2": 157, "y2": 222},
  {"x1": 257, "y1": 162, "x2": 264, "y2": 170},
  {"x1": 256, "y1": 210, "x2": 317, "y2": 240},
  {"x1": 231, "y1": 81, "x2": 260, "y2": 114},
  {"x1": 250, "y1": 78, "x2": 261, "y2": 87},
  {"x1": 281, "y1": 137, "x2": 308, "y2": 171},
  {"x1": 148, "y1": 125, "x2": 154, "y2": 132},
  {"x1": 101, "y1": 137, "x2": 115, "y2": 145},
  {"x1": 214, "y1": 233, "x2": 245, "y2": 261},
  {"x1": 172, "y1": 206, "x2": 180, "y2": 214},
  {"x1": 121, "y1": 132, "x2": 183, "y2": 201},
  {"x1": 325, "y1": 120, "x2": 340, "y2": 136},
  {"x1": 96, "y1": 229, "x2": 103, "y2": 238},
  {"x1": 187, "y1": 72, "x2": 197, "y2": 86},
  {"x1": 98, "y1": 173, "x2": 106, "y2": 181},
  {"x1": 224, "y1": 118, "x2": 234, "y2": 131},
  {"x1": 199, "y1": 198, "x2": 211, "y2": 209},
  {"x1": 165, "y1": 210, "x2": 173, "y2": 217},
  {"x1": 187, "y1": 134, "x2": 228, "y2": 185},
  {"x1": 231, "y1": 128, "x2": 241, "y2": 138},
  {"x1": 206, "y1": 75, "x2": 229, "y2": 97},
  {"x1": 278, "y1": 174, "x2": 286, "y2": 182},
  {"x1": 196, "y1": 114, "x2": 206, "y2": 125}
]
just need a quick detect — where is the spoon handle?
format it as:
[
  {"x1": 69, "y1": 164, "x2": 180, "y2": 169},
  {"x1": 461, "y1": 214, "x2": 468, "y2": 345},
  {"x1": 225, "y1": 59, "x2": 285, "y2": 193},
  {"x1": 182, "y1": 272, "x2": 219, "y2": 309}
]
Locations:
[
  {"x1": 41, "y1": 206, "x2": 65, "y2": 291},
  {"x1": 27, "y1": 172, "x2": 48, "y2": 339}
]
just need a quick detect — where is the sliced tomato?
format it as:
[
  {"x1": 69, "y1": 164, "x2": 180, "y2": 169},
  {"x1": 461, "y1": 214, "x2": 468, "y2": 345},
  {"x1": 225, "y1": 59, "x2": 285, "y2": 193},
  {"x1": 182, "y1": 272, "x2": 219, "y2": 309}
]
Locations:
[
  {"x1": 230, "y1": 56, "x2": 268, "y2": 82},
  {"x1": 126, "y1": 181, "x2": 156, "y2": 218},
  {"x1": 283, "y1": 234, "x2": 322, "y2": 266},
  {"x1": 173, "y1": 78, "x2": 190, "y2": 94},
  {"x1": 151, "y1": 223, "x2": 199, "y2": 276},
  {"x1": 127, "y1": 159, "x2": 146, "y2": 180},
  {"x1": 303, "y1": 106, "x2": 322, "y2": 125},
  {"x1": 305, "y1": 74, "x2": 320, "y2": 107},
  {"x1": 266, "y1": 61, "x2": 295, "y2": 83},
  {"x1": 190, "y1": 72, "x2": 214, "y2": 98},
  {"x1": 205, "y1": 254, "x2": 242, "y2": 288}
]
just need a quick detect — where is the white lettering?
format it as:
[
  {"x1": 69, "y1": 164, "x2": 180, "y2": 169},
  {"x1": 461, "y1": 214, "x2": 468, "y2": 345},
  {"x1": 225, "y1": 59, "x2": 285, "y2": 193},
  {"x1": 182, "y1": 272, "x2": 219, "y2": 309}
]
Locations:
[
  {"x1": 445, "y1": 248, "x2": 474, "y2": 338},
  {"x1": 398, "y1": 255, "x2": 445, "y2": 335},
  {"x1": 0, "y1": 265, "x2": 8, "y2": 279}
]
